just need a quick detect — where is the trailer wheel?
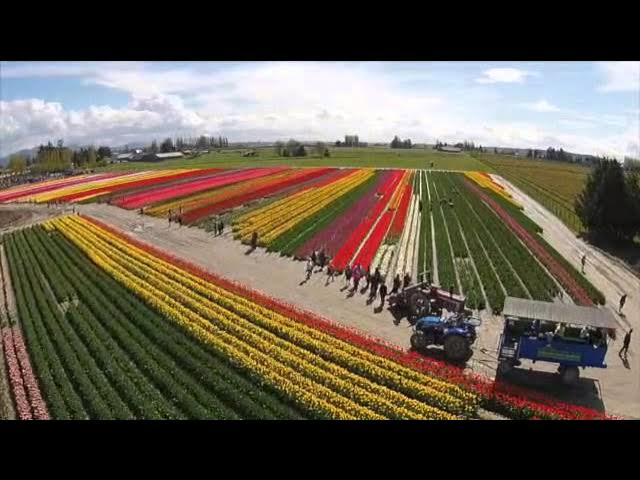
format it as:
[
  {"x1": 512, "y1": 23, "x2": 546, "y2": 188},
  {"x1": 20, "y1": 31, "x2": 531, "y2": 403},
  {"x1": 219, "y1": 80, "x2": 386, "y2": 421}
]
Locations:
[
  {"x1": 408, "y1": 291, "x2": 429, "y2": 317},
  {"x1": 497, "y1": 360, "x2": 512, "y2": 376},
  {"x1": 559, "y1": 366, "x2": 580, "y2": 386},
  {"x1": 444, "y1": 335, "x2": 471, "y2": 363},
  {"x1": 410, "y1": 331, "x2": 428, "y2": 351}
]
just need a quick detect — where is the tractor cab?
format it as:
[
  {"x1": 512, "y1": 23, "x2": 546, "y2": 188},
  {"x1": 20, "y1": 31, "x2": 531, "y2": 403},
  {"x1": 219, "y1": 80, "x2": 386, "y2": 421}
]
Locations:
[{"x1": 498, "y1": 297, "x2": 617, "y2": 386}]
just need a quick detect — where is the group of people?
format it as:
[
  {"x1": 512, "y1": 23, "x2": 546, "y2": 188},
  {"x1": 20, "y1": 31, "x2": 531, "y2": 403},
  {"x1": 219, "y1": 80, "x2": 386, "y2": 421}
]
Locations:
[
  {"x1": 303, "y1": 251, "x2": 419, "y2": 311},
  {"x1": 342, "y1": 264, "x2": 390, "y2": 307}
]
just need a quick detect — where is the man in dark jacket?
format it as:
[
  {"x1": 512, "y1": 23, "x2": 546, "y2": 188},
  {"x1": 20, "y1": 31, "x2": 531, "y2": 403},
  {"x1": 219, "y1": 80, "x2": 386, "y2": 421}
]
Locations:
[
  {"x1": 403, "y1": 272, "x2": 412, "y2": 290},
  {"x1": 392, "y1": 274, "x2": 401, "y2": 294},
  {"x1": 379, "y1": 282, "x2": 388, "y2": 308},
  {"x1": 251, "y1": 231, "x2": 258, "y2": 250},
  {"x1": 344, "y1": 264, "x2": 352, "y2": 287},
  {"x1": 619, "y1": 329, "x2": 632, "y2": 357}
]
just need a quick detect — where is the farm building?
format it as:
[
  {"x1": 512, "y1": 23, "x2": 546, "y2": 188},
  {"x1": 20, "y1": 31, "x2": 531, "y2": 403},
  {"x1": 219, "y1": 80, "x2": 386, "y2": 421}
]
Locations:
[
  {"x1": 116, "y1": 153, "x2": 134, "y2": 161},
  {"x1": 437, "y1": 146, "x2": 462, "y2": 153},
  {"x1": 136, "y1": 152, "x2": 185, "y2": 162}
]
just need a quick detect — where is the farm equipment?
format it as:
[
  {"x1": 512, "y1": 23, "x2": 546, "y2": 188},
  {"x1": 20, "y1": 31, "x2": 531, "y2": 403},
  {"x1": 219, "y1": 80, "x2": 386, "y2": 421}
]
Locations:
[
  {"x1": 497, "y1": 297, "x2": 618, "y2": 386},
  {"x1": 388, "y1": 279, "x2": 471, "y2": 322},
  {"x1": 389, "y1": 278, "x2": 481, "y2": 362},
  {"x1": 410, "y1": 313, "x2": 482, "y2": 362}
]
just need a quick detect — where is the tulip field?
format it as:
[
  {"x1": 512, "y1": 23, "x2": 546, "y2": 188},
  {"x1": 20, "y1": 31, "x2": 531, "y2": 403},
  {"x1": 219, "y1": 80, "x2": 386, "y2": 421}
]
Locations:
[
  {"x1": 0, "y1": 212, "x2": 614, "y2": 419},
  {"x1": 0, "y1": 165, "x2": 616, "y2": 420},
  {"x1": 0, "y1": 166, "x2": 605, "y2": 314}
]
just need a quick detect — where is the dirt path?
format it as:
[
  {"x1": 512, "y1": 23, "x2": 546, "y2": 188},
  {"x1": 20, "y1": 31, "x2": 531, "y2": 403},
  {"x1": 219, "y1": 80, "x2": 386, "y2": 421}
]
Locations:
[{"x1": 494, "y1": 175, "x2": 640, "y2": 419}]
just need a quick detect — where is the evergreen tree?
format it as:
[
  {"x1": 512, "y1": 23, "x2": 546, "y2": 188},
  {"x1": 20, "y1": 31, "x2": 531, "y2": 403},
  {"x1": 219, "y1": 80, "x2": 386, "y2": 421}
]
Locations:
[{"x1": 575, "y1": 159, "x2": 640, "y2": 240}]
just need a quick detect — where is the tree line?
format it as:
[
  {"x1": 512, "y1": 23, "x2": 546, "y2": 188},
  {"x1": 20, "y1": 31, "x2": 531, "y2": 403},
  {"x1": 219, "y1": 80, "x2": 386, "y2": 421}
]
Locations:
[
  {"x1": 576, "y1": 159, "x2": 640, "y2": 242},
  {"x1": 6, "y1": 141, "x2": 112, "y2": 174},
  {"x1": 145, "y1": 136, "x2": 229, "y2": 154},
  {"x1": 390, "y1": 136, "x2": 412, "y2": 149}
]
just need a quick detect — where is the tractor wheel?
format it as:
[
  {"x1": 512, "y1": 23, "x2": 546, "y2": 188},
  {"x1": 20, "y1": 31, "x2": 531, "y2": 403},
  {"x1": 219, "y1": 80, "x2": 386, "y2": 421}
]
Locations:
[
  {"x1": 408, "y1": 290, "x2": 430, "y2": 318},
  {"x1": 444, "y1": 335, "x2": 471, "y2": 363},
  {"x1": 410, "y1": 331, "x2": 428, "y2": 351},
  {"x1": 559, "y1": 366, "x2": 580, "y2": 386}
]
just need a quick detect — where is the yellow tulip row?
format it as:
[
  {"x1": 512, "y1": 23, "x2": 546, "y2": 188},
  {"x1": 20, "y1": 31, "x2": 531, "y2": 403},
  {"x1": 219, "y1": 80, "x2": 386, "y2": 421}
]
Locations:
[
  {"x1": 52, "y1": 215, "x2": 476, "y2": 419},
  {"x1": 31, "y1": 170, "x2": 191, "y2": 203},
  {"x1": 57, "y1": 216, "x2": 460, "y2": 419},
  {"x1": 465, "y1": 172, "x2": 522, "y2": 208},
  {"x1": 233, "y1": 169, "x2": 369, "y2": 231},
  {"x1": 82, "y1": 214, "x2": 477, "y2": 415},
  {"x1": 234, "y1": 169, "x2": 374, "y2": 244},
  {"x1": 389, "y1": 170, "x2": 414, "y2": 210},
  {"x1": 54, "y1": 216, "x2": 383, "y2": 419},
  {"x1": 70, "y1": 216, "x2": 471, "y2": 418}
]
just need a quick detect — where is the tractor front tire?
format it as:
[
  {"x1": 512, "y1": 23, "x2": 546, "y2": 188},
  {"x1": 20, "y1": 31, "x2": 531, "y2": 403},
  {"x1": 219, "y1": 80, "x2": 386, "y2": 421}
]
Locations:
[
  {"x1": 444, "y1": 335, "x2": 471, "y2": 363},
  {"x1": 410, "y1": 331, "x2": 428, "y2": 351}
]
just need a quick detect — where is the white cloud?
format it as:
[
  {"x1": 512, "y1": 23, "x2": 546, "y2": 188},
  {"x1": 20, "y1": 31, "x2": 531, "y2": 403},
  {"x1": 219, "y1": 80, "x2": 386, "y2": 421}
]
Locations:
[
  {"x1": 597, "y1": 61, "x2": 640, "y2": 92},
  {"x1": 0, "y1": 94, "x2": 206, "y2": 155},
  {"x1": 475, "y1": 67, "x2": 538, "y2": 84},
  {"x1": 1, "y1": 62, "x2": 637, "y2": 160},
  {"x1": 521, "y1": 99, "x2": 561, "y2": 112}
]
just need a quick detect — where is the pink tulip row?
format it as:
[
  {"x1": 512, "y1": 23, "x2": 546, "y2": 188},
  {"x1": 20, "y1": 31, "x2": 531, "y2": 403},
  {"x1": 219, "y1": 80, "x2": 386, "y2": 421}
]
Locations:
[
  {"x1": 2, "y1": 326, "x2": 49, "y2": 420},
  {"x1": 296, "y1": 170, "x2": 393, "y2": 259}
]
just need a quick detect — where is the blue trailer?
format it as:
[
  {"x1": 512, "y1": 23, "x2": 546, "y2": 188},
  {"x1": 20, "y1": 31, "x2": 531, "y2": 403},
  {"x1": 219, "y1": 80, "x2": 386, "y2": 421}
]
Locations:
[{"x1": 497, "y1": 297, "x2": 618, "y2": 385}]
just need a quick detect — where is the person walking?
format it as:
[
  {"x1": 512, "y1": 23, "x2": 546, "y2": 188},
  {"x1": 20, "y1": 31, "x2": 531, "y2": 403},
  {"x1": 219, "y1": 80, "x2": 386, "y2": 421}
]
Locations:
[
  {"x1": 305, "y1": 257, "x2": 314, "y2": 282},
  {"x1": 251, "y1": 231, "x2": 258, "y2": 250},
  {"x1": 363, "y1": 267, "x2": 371, "y2": 290},
  {"x1": 326, "y1": 264, "x2": 336, "y2": 284},
  {"x1": 352, "y1": 265, "x2": 362, "y2": 293},
  {"x1": 369, "y1": 277, "x2": 379, "y2": 301},
  {"x1": 373, "y1": 267, "x2": 381, "y2": 287},
  {"x1": 311, "y1": 250, "x2": 317, "y2": 267},
  {"x1": 392, "y1": 274, "x2": 401, "y2": 294},
  {"x1": 318, "y1": 249, "x2": 326, "y2": 271},
  {"x1": 379, "y1": 282, "x2": 388, "y2": 308},
  {"x1": 178, "y1": 216, "x2": 183, "y2": 227},
  {"x1": 403, "y1": 272, "x2": 411, "y2": 290},
  {"x1": 619, "y1": 293, "x2": 627, "y2": 314},
  {"x1": 344, "y1": 264, "x2": 352, "y2": 288},
  {"x1": 218, "y1": 220, "x2": 224, "y2": 236},
  {"x1": 581, "y1": 254, "x2": 587, "y2": 274},
  {"x1": 619, "y1": 329, "x2": 632, "y2": 357}
]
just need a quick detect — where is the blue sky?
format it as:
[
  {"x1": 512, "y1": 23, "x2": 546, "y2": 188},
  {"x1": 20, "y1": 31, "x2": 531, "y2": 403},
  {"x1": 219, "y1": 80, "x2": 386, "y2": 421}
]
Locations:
[{"x1": 1, "y1": 61, "x2": 638, "y2": 158}]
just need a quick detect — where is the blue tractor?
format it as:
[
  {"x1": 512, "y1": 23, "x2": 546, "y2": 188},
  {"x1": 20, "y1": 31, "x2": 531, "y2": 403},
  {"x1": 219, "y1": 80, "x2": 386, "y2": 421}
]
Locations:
[{"x1": 410, "y1": 313, "x2": 482, "y2": 363}]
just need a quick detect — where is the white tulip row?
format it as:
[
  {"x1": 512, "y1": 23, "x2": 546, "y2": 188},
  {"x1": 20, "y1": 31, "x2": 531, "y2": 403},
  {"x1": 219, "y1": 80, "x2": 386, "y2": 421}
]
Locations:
[{"x1": 379, "y1": 245, "x2": 396, "y2": 278}]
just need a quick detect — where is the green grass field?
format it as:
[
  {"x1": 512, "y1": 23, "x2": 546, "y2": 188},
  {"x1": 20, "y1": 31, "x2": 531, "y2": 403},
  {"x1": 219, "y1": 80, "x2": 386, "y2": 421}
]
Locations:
[{"x1": 104, "y1": 147, "x2": 492, "y2": 173}]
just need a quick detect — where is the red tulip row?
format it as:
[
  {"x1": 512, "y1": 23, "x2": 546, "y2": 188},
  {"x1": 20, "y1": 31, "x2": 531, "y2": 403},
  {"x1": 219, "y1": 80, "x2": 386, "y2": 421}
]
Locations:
[
  {"x1": 114, "y1": 167, "x2": 287, "y2": 210},
  {"x1": 463, "y1": 179, "x2": 593, "y2": 305},
  {"x1": 330, "y1": 171, "x2": 405, "y2": 271},
  {"x1": 82, "y1": 215, "x2": 614, "y2": 420},
  {"x1": 386, "y1": 184, "x2": 412, "y2": 243},
  {"x1": 181, "y1": 168, "x2": 336, "y2": 223},
  {"x1": 352, "y1": 210, "x2": 394, "y2": 271},
  {"x1": 2, "y1": 326, "x2": 49, "y2": 420}
]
